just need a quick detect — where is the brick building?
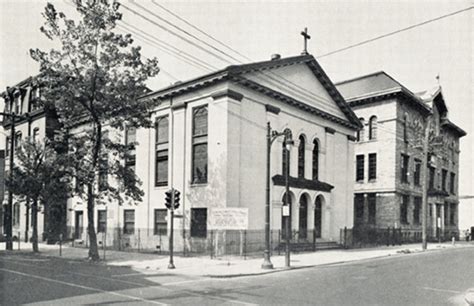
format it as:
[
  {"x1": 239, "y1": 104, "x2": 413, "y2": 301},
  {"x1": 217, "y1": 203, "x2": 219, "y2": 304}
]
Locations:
[
  {"x1": 1, "y1": 78, "x2": 67, "y2": 243},
  {"x1": 336, "y1": 72, "x2": 466, "y2": 239}
]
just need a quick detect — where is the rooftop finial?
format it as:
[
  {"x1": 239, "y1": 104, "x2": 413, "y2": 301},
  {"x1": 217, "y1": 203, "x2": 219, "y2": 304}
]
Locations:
[{"x1": 300, "y1": 27, "x2": 311, "y2": 55}]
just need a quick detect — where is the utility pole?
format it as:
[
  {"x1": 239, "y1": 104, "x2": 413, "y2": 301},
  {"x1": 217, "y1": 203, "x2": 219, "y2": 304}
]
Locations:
[
  {"x1": 421, "y1": 115, "x2": 432, "y2": 251},
  {"x1": 168, "y1": 188, "x2": 175, "y2": 269}
]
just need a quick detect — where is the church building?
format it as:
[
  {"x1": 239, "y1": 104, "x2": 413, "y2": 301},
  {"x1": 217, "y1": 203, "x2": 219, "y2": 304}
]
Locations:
[{"x1": 65, "y1": 53, "x2": 361, "y2": 253}]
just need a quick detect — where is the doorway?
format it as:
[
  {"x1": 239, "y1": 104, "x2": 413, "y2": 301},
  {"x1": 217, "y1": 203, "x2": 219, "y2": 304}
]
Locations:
[
  {"x1": 314, "y1": 196, "x2": 323, "y2": 238},
  {"x1": 299, "y1": 195, "x2": 308, "y2": 239},
  {"x1": 74, "y1": 211, "x2": 84, "y2": 240}
]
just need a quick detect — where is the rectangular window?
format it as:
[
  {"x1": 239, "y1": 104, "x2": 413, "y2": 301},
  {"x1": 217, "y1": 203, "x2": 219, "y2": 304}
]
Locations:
[
  {"x1": 154, "y1": 209, "x2": 167, "y2": 235},
  {"x1": 442, "y1": 169, "x2": 448, "y2": 191},
  {"x1": 368, "y1": 193, "x2": 376, "y2": 225},
  {"x1": 155, "y1": 116, "x2": 169, "y2": 186},
  {"x1": 444, "y1": 203, "x2": 449, "y2": 226},
  {"x1": 356, "y1": 155, "x2": 364, "y2": 181},
  {"x1": 414, "y1": 159, "x2": 421, "y2": 186},
  {"x1": 13, "y1": 203, "x2": 20, "y2": 226},
  {"x1": 123, "y1": 210, "x2": 135, "y2": 235},
  {"x1": 97, "y1": 210, "x2": 107, "y2": 233},
  {"x1": 192, "y1": 106, "x2": 208, "y2": 184},
  {"x1": 429, "y1": 167, "x2": 435, "y2": 189},
  {"x1": 354, "y1": 194, "x2": 364, "y2": 221},
  {"x1": 5, "y1": 136, "x2": 9, "y2": 156},
  {"x1": 450, "y1": 172, "x2": 455, "y2": 194},
  {"x1": 190, "y1": 208, "x2": 207, "y2": 238},
  {"x1": 368, "y1": 153, "x2": 377, "y2": 180},
  {"x1": 449, "y1": 204, "x2": 456, "y2": 225},
  {"x1": 98, "y1": 154, "x2": 108, "y2": 192},
  {"x1": 125, "y1": 126, "x2": 136, "y2": 172},
  {"x1": 413, "y1": 197, "x2": 421, "y2": 225},
  {"x1": 400, "y1": 195, "x2": 409, "y2": 224},
  {"x1": 401, "y1": 154, "x2": 409, "y2": 183}
]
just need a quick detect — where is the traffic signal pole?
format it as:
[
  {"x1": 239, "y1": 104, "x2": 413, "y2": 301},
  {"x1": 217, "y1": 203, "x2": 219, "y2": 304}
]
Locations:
[{"x1": 168, "y1": 188, "x2": 175, "y2": 269}]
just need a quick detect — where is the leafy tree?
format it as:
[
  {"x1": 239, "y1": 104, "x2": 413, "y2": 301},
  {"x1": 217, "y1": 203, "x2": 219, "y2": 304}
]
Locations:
[
  {"x1": 30, "y1": 0, "x2": 160, "y2": 260},
  {"x1": 7, "y1": 138, "x2": 71, "y2": 253}
]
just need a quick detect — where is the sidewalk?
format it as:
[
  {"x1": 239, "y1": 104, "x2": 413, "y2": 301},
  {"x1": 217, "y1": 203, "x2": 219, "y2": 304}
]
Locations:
[{"x1": 2, "y1": 241, "x2": 473, "y2": 278}]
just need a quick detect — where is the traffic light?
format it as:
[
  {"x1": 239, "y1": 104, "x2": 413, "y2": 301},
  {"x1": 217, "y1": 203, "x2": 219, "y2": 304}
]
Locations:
[
  {"x1": 165, "y1": 189, "x2": 172, "y2": 209},
  {"x1": 174, "y1": 190, "x2": 180, "y2": 209}
]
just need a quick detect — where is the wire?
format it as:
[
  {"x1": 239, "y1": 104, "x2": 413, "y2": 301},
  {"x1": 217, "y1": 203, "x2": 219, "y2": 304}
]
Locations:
[
  {"x1": 118, "y1": 22, "x2": 216, "y2": 71},
  {"x1": 317, "y1": 6, "x2": 473, "y2": 58},
  {"x1": 121, "y1": 2, "x2": 234, "y2": 65},
  {"x1": 151, "y1": 1, "x2": 250, "y2": 63},
  {"x1": 130, "y1": 0, "x2": 243, "y2": 64}
]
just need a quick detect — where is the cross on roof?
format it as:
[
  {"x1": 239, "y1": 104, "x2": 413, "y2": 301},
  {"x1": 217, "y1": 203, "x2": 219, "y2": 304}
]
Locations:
[{"x1": 301, "y1": 27, "x2": 311, "y2": 55}]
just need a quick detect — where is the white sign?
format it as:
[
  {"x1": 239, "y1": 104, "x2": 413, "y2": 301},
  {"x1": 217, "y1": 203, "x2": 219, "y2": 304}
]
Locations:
[
  {"x1": 282, "y1": 205, "x2": 290, "y2": 217},
  {"x1": 210, "y1": 208, "x2": 248, "y2": 230}
]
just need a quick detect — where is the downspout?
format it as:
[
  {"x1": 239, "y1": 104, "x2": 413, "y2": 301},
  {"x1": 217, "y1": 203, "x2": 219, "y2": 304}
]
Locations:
[
  {"x1": 146, "y1": 118, "x2": 151, "y2": 237},
  {"x1": 182, "y1": 103, "x2": 187, "y2": 256}
]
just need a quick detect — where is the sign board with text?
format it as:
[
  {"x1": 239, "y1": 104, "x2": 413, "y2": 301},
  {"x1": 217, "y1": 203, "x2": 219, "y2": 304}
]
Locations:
[{"x1": 210, "y1": 208, "x2": 248, "y2": 230}]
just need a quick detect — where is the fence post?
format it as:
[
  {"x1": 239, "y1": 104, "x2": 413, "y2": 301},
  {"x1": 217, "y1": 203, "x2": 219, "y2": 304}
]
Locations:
[
  {"x1": 243, "y1": 230, "x2": 247, "y2": 260},
  {"x1": 343, "y1": 227, "x2": 347, "y2": 249},
  {"x1": 103, "y1": 231, "x2": 106, "y2": 261},
  {"x1": 18, "y1": 232, "x2": 21, "y2": 250},
  {"x1": 399, "y1": 228, "x2": 402, "y2": 245},
  {"x1": 210, "y1": 230, "x2": 213, "y2": 259},
  {"x1": 270, "y1": 229, "x2": 273, "y2": 256},
  {"x1": 278, "y1": 229, "x2": 281, "y2": 255},
  {"x1": 59, "y1": 234, "x2": 63, "y2": 256},
  {"x1": 313, "y1": 228, "x2": 316, "y2": 252},
  {"x1": 138, "y1": 229, "x2": 141, "y2": 253}
]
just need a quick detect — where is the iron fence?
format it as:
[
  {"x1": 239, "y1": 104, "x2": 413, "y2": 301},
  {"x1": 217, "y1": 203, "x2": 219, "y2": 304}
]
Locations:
[
  {"x1": 340, "y1": 226, "x2": 460, "y2": 248},
  {"x1": 64, "y1": 227, "x2": 340, "y2": 258}
]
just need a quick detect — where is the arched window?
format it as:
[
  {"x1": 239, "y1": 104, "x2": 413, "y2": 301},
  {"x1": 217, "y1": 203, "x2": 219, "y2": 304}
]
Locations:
[
  {"x1": 357, "y1": 118, "x2": 365, "y2": 142},
  {"x1": 282, "y1": 129, "x2": 292, "y2": 175},
  {"x1": 369, "y1": 116, "x2": 377, "y2": 140},
  {"x1": 312, "y1": 139, "x2": 319, "y2": 180},
  {"x1": 403, "y1": 113, "x2": 408, "y2": 142},
  {"x1": 297, "y1": 135, "x2": 305, "y2": 178}
]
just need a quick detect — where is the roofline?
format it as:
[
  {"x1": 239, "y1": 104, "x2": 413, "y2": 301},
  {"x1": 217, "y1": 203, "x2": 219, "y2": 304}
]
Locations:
[
  {"x1": 334, "y1": 71, "x2": 386, "y2": 86},
  {"x1": 441, "y1": 119, "x2": 467, "y2": 137}
]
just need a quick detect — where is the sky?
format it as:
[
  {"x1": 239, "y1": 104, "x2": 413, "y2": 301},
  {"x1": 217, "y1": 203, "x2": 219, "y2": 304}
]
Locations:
[{"x1": 0, "y1": 0, "x2": 472, "y2": 195}]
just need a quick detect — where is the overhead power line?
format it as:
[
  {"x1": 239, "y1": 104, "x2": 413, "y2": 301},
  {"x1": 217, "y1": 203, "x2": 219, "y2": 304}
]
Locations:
[
  {"x1": 317, "y1": 6, "x2": 473, "y2": 58},
  {"x1": 151, "y1": 0, "x2": 251, "y2": 63},
  {"x1": 123, "y1": 1, "x2": 239, "y2": 65},
  {"x1": 119, "y1": 21, "x2": 217, "y2": 71}
]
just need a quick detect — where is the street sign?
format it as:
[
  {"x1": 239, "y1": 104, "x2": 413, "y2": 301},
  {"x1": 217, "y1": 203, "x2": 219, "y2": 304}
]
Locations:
[{"x1": 282, "y1": 205, "x2": 290, "y2": 217}]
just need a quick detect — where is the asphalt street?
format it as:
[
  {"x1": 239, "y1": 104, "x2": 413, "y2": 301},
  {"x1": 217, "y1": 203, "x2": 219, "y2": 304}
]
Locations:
[{"x1": 1, "y1": 247, "x2": 472, "y2": 305}]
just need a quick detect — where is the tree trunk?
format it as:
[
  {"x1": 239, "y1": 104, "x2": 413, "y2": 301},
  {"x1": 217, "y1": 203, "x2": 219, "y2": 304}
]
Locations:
[
  {"x1": 32, "y1": 198, "x2": 39, "y2": 253},
  {"x1": 87, "y1": 183, "x2": 100, "y2": 261}
]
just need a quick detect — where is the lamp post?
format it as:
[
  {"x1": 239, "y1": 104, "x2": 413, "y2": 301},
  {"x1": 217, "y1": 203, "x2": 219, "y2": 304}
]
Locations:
[
  {"x1": 283, "y1": 134, "x2": 294, "y2": 268},
  {"x1": 262, "y1": 122, "x2": 291, "y2": 269}
]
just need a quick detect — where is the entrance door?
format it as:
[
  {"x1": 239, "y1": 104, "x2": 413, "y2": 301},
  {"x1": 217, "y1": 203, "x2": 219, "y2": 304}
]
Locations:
[
  {"x1": 299, "y1": 196, "x2": 308, "y2": 239},
  {"x1": 74, "y1": 211, "x2": 84, "y2": 240},
  {"x1": 314, "y1": 197, "x2": 322, "y2": 238}
]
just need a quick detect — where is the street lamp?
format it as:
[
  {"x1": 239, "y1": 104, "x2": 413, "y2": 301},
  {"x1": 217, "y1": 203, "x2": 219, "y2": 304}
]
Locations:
[
  {"x1": 262, "y1": 122, "x2": 292, "y2": 269},
  {"x1": 283, "y1": 133, "x2": 294, "y2": 268}
]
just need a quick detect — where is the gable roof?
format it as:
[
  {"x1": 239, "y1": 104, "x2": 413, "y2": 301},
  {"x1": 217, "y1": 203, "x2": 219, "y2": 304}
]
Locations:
[
  {"x1": 335, "y1": 71, "x2": 431, "y2": 115},
  {"x1": 142, "y1": 54, "x2": 362, "y2": 130}
]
